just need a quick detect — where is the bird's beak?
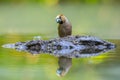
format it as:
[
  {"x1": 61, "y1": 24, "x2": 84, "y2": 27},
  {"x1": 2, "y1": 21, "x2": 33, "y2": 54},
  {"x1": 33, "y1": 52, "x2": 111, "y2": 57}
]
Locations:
[
  {"x1": 56, "y1": 68, "x2": 65, "y2": 77},
  {"x1": 56, "y1": 18, "x2": 62, "y2": 23}
]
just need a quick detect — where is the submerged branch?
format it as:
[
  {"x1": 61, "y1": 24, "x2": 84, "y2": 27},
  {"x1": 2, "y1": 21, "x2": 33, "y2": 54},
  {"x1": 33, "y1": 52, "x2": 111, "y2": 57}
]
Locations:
[{"x1": 2, "y1": 35, "x2": 115, "y2": 58}]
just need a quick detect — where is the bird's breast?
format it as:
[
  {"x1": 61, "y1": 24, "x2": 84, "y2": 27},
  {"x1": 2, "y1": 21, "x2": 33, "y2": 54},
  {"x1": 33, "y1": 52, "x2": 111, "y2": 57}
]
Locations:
[{"x1": 58, "y1": 24, "x2": 72, "y2": 37}]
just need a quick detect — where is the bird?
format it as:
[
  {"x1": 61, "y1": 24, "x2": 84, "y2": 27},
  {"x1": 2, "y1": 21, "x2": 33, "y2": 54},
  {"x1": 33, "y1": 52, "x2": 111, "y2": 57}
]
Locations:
[
  {"x1": 56, "y1": 14, "x2": 72, "y2": 37},
  {"x1": 56, "y1": 57, "x2": 72, "y2": 77},
  {"x1": 56, "y1": 14, "x2": 72, "y2": 76}
]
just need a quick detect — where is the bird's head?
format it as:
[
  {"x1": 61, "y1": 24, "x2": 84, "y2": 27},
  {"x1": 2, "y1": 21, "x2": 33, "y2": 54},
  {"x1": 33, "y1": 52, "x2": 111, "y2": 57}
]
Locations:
[
  {"x1": 56, "y1": 14, "x2": 67, "y2": 24},
  {"x1": 56, "y1": 67, "x2": 66, "y2": 77}
]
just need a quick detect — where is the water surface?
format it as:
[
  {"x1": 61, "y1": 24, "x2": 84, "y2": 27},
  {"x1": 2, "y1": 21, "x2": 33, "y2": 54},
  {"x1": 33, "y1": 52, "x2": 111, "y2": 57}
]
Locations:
[{"x1": 0, "y1": 34, "x2": 119, "y2": 80}]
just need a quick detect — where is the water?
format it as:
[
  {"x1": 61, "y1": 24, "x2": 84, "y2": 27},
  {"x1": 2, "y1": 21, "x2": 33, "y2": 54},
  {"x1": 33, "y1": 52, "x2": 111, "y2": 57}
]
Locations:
[{"x1": 0, "y1": 34, "x2": 119, "y2": 80}]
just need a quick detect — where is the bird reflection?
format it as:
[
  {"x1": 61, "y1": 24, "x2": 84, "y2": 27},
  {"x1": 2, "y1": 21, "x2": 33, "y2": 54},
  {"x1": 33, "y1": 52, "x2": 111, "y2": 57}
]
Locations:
[{"x1": 56, "y1": 56, "x2": 72, "y2": 77}]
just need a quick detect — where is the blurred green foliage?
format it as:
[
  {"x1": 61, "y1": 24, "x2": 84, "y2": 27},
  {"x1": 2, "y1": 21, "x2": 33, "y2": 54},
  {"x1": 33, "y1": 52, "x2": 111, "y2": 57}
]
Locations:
[{"x1": 0, "y1": 0, "x2": 120, "y2": 5}]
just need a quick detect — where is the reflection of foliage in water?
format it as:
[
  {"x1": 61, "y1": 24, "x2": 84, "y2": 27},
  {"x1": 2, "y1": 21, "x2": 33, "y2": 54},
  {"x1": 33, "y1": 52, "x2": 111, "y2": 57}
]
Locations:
[{"x1": 0, "y1": 34, "x2": 119, "y2": 79}]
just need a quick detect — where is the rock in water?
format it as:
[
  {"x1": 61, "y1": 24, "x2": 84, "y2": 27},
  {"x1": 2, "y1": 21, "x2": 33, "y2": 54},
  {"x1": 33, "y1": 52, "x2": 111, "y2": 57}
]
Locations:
[{"x1": 2, "y1": 35, "x2": 115, "y2": 58}]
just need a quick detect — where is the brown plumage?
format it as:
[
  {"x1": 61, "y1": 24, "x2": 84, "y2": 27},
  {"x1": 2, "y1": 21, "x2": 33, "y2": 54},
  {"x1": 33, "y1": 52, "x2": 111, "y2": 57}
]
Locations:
[
  {"x1": 56, "y1": 14, "x2": 72, "y2": 76},
  {"x1": 57, "y1": 57, "x2": 72, "y2": 77},
  {"x1": 56, "y1": 14, "x2": 72, "y2": 37}
]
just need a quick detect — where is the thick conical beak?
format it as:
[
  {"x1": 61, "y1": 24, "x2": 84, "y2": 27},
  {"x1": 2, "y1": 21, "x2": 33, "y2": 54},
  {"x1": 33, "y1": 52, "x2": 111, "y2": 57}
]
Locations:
[
  {"x1": 56, "y1": 18, "x2": 61, "y2": 23},
  {"x1": 56, "y1": 68, "x2": 65, "y2": 77}
]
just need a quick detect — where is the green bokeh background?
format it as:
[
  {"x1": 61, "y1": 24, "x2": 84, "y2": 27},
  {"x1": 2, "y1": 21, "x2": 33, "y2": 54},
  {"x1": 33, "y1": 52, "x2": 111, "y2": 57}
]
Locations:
[
  {"x1": 0, "y1": 0, "x2": 120, "y2": 80},
  {"x1": 0, "y1": 0, "x2": 120, "y2": 39}
]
